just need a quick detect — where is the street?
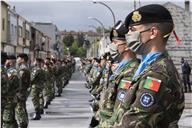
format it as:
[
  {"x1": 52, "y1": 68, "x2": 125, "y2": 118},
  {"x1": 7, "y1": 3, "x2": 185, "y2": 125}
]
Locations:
[
  {"x1": 26, "y1": 69, "x2": 93, "y2": 128},
  {"x1": 26, "y1": 65, "x2": 192, "y2": 128}
]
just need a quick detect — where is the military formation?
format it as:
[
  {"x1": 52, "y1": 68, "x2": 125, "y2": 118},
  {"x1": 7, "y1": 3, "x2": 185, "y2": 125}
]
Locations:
[
  {"x1": 1, "y1": 3, "x2": 188, "y2": 128},
  {"x1": 1, "y1": 52, "x2": 75, "y2": 128},
  {"x1": 81, "y1": 4, "x2": 185, "y2": 128}
]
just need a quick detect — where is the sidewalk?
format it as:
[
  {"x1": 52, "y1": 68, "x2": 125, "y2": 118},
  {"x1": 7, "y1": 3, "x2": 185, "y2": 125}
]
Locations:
[{"x1": 179, "y1": 93, "x2": 192, "y2": 128}]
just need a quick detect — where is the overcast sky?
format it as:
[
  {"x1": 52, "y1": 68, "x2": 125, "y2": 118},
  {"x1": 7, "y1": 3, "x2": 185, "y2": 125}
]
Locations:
[{"x1": 7, "y1": 0, "x2": 191, "y2": 31}]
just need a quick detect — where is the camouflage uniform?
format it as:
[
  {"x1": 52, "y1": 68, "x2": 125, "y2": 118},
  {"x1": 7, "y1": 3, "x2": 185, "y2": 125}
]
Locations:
[
  {"x1": 43, "y1": 65, "x2": 53, "y2": 108},
  {"x1": 55, "y1": 64, "x2": 63, "y2": 96},
  {"x1": 1, "y1": 65, "x2": 9, "y2": 127},
  {"x1": 2, "y1": 67, "x2": 20, "y2": 128},
  {"x1": 97, "y1": 59, "x2": 139, "y2": 126},
  {"x1": 101, "y1": 59, "x2": 139, "y2": 127},
  {"x1": 31, "y1": 65, "x2": 45, "y2": 119},
  {"x1": 115, "y1": 53, "x2": 184, "y2": 128},
  {"x1": 15, "y1": 64, "x2": 31, "y2": 128}
]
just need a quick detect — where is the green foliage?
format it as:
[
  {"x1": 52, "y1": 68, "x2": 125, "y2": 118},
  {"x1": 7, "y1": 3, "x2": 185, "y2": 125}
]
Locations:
[
  {"x1": 63, "y1": 43, "x2": 69, "y2": 55},
  {"x1": 68, "y1": 41, "x2": 86, "y2": 57},
  {"x1": 63, "y1": 32, "x2": 88, "y2": 57},
  {"x1": 76, "y1": 32, "x2": 85, "y2": 47},
  {"x1": 62, "y1": 32, "x2": 74, "y2": 47}
]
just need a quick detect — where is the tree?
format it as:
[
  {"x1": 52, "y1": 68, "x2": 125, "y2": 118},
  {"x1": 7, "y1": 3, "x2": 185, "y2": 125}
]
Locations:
[
  {"x1": 62, "y1": 32, "x2": 74, "y2": 47},
  {"x1": 76, "y1": 32, "x2": 85, "y2": 47},
  {"x1": 69, "y1": 41, "x2": 78, "y2": 56}
]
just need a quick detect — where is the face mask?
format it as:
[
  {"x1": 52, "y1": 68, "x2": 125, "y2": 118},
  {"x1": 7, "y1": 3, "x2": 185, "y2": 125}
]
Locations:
[
  {"x1": 109, "y1": 43, "x2": 118, "y2": 56},
  {"x1": 126, "y1": 29, "x2": 151, "y2": 55}
]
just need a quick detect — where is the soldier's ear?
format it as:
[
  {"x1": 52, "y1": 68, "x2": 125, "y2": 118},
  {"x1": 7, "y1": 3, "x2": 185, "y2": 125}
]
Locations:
[{"x1": 150, "y1": 27, "x2": 158, "y2": 39}]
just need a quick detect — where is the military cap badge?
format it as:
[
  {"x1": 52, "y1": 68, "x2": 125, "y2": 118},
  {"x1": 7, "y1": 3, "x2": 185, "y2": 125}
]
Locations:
[
  {"x1": 132, "y1": 11, "x2": 142, "y2": 22},
  {"x1": 113, "y1": 30, "x2": 118, "y2": 37}
]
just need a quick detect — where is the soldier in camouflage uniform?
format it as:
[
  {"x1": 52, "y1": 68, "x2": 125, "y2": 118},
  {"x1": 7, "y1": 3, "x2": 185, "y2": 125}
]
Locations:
[
  {"x1": 1, "y1": 52, "x2": 8, "y2": 128},
  {"x1": 50, "y1": 58, "x2": 57, "y2": 100},
  {"x1": 43, "y1": 58, "x2": 53, "y2": 108},
  {"x1": 95, "y1": 21, "x2": 140, "y2": 127},
  {"x1": 31, "y1": 58, "x2": 45, "y2": 120},
  {"x1": 114, "y1": 4, "x2": 184, "y2": 128},
  {"x1": 91, "y1": 55, "x2": 107, "y2": 97},
  {"x1": 15, "y1": 53, "x2": 31, "y2": 128},
  {"x1": 2, "y1": 55, "x2": 21, "y2": 128},
  {"x1": 55, "y1": 60, "x2": 63, "y2": 97}
]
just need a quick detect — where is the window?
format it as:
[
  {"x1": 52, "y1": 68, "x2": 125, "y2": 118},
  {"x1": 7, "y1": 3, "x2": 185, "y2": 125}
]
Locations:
[
  {"x1": 19, "y1": 26, "x2": 22, "y2": 37},
  {"x1": 2, "y1": 18, "x2": 5, "y2": 31},
  {"x1": 25, "y1": 30, "x2": 30, "y2": 40},
  {"x1": 11, "y1": 24, "x2": 14, "y2": 34}
]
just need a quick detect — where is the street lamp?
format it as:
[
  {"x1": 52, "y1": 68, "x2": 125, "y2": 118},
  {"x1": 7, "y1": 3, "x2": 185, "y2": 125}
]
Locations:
[
  {"x1": 93, "y1": 1, "x2": 116, "y2": 26},
  {"x1": 88, "y1": 17, "x2": 105, "y2": 37}
]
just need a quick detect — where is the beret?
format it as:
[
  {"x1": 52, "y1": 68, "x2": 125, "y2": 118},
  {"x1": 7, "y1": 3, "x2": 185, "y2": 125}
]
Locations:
[
  {"x1": 110, "y1": 20, "x2": 129, "y2": 41},
  {"x1": 125, "y1": 4, "x2": 173, "y2": 27}
]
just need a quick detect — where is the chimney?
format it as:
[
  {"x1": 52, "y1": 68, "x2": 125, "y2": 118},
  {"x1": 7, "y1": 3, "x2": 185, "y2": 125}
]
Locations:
[{"x1": 185, "y1": 0, "x2": 190, "y2": 12}]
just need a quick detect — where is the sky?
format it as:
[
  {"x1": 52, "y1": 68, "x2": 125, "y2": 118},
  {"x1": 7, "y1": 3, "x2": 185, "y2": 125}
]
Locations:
[{"x1": 7, "y1": 0, "x2": 191, "y2": 31}]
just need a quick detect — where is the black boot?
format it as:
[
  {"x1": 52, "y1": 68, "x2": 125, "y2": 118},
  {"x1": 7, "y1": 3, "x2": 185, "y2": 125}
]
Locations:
[
  {"x1": 39, "y1": 109, "x2": 44, "y2": 114},
  {"x1": 19, "y1": 123, "x2": 28, "y2": 128},
  {"x1": 89, "y1": 116, "x2": 99, "y2": 127},
  {"x1": 43, "y1": 102, "x2": 49, "y2": 109},
  {"x1": 31, "y1": 112, "x2": 41, "y2": 120}
]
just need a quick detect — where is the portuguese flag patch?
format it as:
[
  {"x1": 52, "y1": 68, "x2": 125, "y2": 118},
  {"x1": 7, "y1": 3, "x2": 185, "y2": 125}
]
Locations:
[
  {"x1": 144, "y1": 76, "x2": 161, "y2": 92},
  {"x1": 119, "y1": 79, "x2": 131, "y2": 89}
]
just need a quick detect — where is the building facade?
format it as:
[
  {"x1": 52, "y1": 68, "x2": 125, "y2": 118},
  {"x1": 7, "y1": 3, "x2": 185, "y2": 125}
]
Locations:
[
  {"x1": 164, "y1": 1, "x2": 192, "y2": 73},
  {"x1": 1, "y1": 1, "x2": 9, "y2": 52}
]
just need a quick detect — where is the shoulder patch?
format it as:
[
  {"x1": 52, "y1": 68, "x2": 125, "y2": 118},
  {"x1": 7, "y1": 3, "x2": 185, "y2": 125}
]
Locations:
[
  {"x1": 143, "y1": 76, "x2": 161, "y2": 92},
  {"x1": 119, "y1": 79, "x2": 131, "y2": 89},
  {"x1": 117, "y1": 90, "x2": 126, "y2": 102},
  {"x1": 140, "y1": 92, "x2": 154, "y2": 107}
]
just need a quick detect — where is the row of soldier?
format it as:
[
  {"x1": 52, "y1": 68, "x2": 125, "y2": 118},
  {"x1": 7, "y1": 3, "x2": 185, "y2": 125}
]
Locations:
[
  {"x1": 1, "y1": 53, "x2": 75, "y2": 128},
  {"x1": 81, "y1": 4, "x2": 184, "y2": 128}
]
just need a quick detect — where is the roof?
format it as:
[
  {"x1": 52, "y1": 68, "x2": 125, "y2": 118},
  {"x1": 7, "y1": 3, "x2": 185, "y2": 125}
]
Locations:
[{"x1": 163, "y1": 2, "x2": 192, "y2": 15}]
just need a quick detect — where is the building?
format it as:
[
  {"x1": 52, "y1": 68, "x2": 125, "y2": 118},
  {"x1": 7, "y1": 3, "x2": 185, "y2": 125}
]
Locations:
[
  {"x1": 1, "y1": 1, "x2": 9, "y2": 52},
  {"x1": 7, "y1": 7, "x2": 17, "y2": 54},
  {"x1": 17, "y1": 15, "x2": 31, "y2": 55},
  {"x1": 32, "y1": 22, "x2": 59, "y2": 50},
  {"x1": 164, "y1": 0, "x2": 192, "y2": 73},
  {"x1": 30, "y1": 25, "x2": 50, "y2": 60}
]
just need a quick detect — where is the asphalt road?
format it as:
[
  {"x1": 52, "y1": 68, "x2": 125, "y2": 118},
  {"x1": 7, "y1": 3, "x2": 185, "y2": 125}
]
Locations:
[{"x1": 27, "y1": 69, "x2": 93, "y2": 128}]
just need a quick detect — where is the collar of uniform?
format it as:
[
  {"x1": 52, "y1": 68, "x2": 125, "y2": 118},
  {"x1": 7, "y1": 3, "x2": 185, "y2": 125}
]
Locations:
[{"x1": 132, "y1": 52, "x2": 166, "y2": 82}]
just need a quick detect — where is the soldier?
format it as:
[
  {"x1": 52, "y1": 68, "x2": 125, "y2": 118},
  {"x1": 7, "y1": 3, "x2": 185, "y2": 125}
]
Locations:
[
  {"x1": 1, "y1": 52, "x2": 8, "y2": 128},
  {"x1": 15, "y1": 53, "x2": 31, "y2": 128},
  {"x1": 3, "y1": 55, "x2": 20, "y2": 128},
  {"x1": 50, "y1": 58, "x2": 57, "y2": 100},
  {"x1": 181, "y1": 58, "x2": 191, "y2": 92},
  {"x1": 96, "y1": 21, "x2": 140, "y2": 127},
  {"x1": 55, "y1": 59, "x2": 63, "y2": 97},
  {"x1": 43, "y1": 58, "x2": 53, "y2": 108},
  {"x1": 31, "y1": 58, "x2": 45, "y2": 120},
  {"x1": 115, "y1": 4, "x2": 184, "y2": 128}
]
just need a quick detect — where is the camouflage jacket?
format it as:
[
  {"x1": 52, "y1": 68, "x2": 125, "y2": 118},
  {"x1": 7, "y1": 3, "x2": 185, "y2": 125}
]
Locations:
[
  {"x1": 1, "y1": 66, "x2": 9, "y2": 100},
  {"x1": 99, "y1": 59, "x2": 139, "y2": 118},
  {"x1": 100, "y1": 59, "x2": 139, "y2": 127},
  {"x1": 6, "y1": 67, "x2": 21, "y2": 100},
  {"x1": 17, "y1": 64, "x2": 31, "y2": 100},
  {"x1": 31, "y1": 66, "x2": 45, "y2": 87},
  {"x1": 115, "y1": 53, "x2": 184, "y2": 128}
]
